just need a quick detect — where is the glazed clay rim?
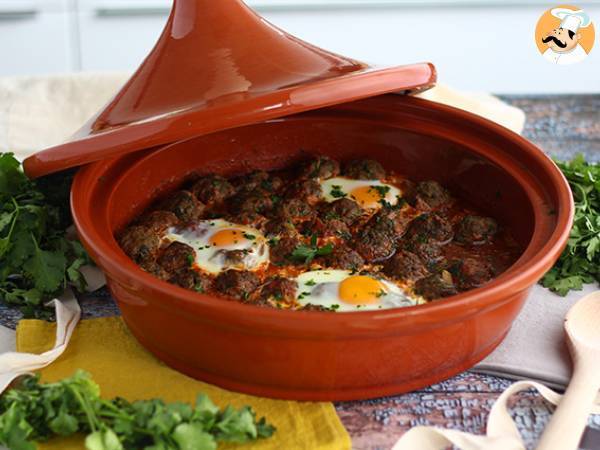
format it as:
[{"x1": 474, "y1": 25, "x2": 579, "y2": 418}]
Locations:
[{"x1": 72, "y1": 97, "x2": 573, "y2": 335}]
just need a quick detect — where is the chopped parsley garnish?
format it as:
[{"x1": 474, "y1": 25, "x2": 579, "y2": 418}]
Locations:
[
  {"x1": 329, "y1": 304, "x2": 340, "y2": 311},
  {"x1": 243, "y1": 233, "x2": 256, "y2": 240},
  {"x1": 541, "y1": 155, "x2": 600, "y2": 295},
  {"x1": 290, "y1": 235, "x2": 334, "y2": 264},
  {"x1": 298, "y1": 291, "x2": 312, "y2": 300},
  {"x1": 186, "y1": 254, "x2": 195, "y2": 266},
  {"x1": 375, "y1": 289, "x2": 387, "y2": 298},
  {"x1": 330, "y1": 185, "x2": 347, "y2": 198},
  {"x1": 305, "y1": 279, "x2": 317, "y2": 286},
  {"x1": 370, "y1": 185, "x2": 391, "y2": 198}
]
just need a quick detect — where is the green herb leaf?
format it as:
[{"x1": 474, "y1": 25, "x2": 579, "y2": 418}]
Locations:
[{"x1": 541, "y1": 155, "x2": 600, "y2": 295}]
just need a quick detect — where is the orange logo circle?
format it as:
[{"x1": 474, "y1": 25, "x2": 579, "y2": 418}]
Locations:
[{"x1": 535, "y1": 4, "x2": 595, "y2": 65}]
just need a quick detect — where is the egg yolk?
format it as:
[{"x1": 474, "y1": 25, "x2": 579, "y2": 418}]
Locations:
[
  {"x1": 350, "y1": 185, "x2": 386, "y2": 209},
  {"x1": 209, "y1": 229, "x2": 247, "y2": 247},
  {"x1": 339, "y1": 276, "x2": 386, "y2": 305}
]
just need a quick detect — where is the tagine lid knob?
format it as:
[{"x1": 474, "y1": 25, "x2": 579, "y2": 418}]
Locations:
[{"x1": 23, "y1": 0, "x2": 436, "y2": 179}]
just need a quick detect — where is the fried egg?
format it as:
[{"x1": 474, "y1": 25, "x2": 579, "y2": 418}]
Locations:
[
  {"x1": 165, "y1": 219, "x2": 269, "y2": 274},
  {"x1": 296, "y1": 270, "x2": 420, "y2": 312},
  {"x1": 320, "y1": 177, "x2": 401, "y2": 210}
]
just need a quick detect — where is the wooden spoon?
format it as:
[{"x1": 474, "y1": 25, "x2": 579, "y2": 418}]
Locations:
[{"x1": 537, "y1": 291, "x2": 600, "y2": 450}]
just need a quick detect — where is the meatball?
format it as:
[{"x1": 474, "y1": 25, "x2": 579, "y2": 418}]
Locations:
[
  {"x1": 413, "y1": 181, "x2": 452, "y2": 210},
  {"x1": 157, "y1": 242, "x2": 195, "y2": 274},
  {"x1": 402, "y1": 239, "x2": 444, "y2": 267},
  {"x1": 119, "y1": 225, "x2": 162, "y2": 266},
  {"x1": 318, "y1": 198, "x2": 362, "y2": 225},
  {"x1": 343, "y1": 159, "x2": 386, "y2": 180},
  {"x1": 323, "y1": 246, "x2": 364, "y2": 270},
  {"x1": 214, "y1": 270, "x2": 261, "y2": 300},
  {"x1": 299, "y1": 156, "x2": 340, "y2": 180},
  {"x1": 285, "y1": 179, "x2": 322, "y2": 205},
  {"x1": 259, "y1": 277, "x2": 298, "y2": 303},
  {"x1": 448, "y1": 258, "x2": 495, "y2": 291},
  {"x1": 233, "y1": 170, "x2": 269, "y2": 191},
  {"x1": 414, "y1": 272, "x2": 458, "y2": 300},
  {"x1": 143, "y1": 262, "x2": 170, "y2": 281},
  {"x1": 405, "y1": 213, "x2": 453, "y2": 243},
  {"x1": 354, "y1": 225, "x2": 395, "y2": 263},
  {"x1": 383, "y1": 250, "x2": 429, "y2": 282},
  {"x1": 276, "y1": 199, "x2": 316, "y2": 223},
  {"x1": 372, "y1": 207, "x2": 411, "y2": 239},
  {"x1": 270, "y1": 235, "x2": 302, "y2": 265},
  {"x1": 264, "y1": 218, "x2": 297, "y2": 237},
  {"x1": 224, "y1": 212, "x2": 267, "y2": 230},
  {"x1": 455, "y1": 215, "x2": 498, "y2": 245},
  {"x1": 158, "y1": 190, "x2": 205, "y2": 223},
  {"x1": 137, "y1": 211, "x2": 179, "y2": 234},
  {"x1": 191, "y1": 175, "x2": 235, "y2": 205},
  {"x1": 305, "y1": 218, "x2": 351, "y2": 240},
  {"x1": 230, "y1": 190, "x2": 274, "y2": 215},
  {"x1": 170, "y1": 269, "x2": 211, "y2": 292}
]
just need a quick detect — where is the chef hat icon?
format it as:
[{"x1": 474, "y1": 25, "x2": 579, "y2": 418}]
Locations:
[{"x1": 551, "y1": 8, "x2": 592, "y2": 33}]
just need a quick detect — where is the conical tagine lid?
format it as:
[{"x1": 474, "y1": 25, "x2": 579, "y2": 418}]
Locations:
[{"x1": 24, "y1": 0, "x2": 436, "y2": 179}]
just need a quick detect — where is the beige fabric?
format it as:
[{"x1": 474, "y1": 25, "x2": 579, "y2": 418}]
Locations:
[{"x1": 0, "y1": 73, "x2": 524, "y2": 160}]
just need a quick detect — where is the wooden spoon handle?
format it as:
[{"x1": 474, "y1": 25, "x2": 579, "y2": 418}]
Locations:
[{"x1": 536, "y1": 366, "x2": 600, "y2": 450}]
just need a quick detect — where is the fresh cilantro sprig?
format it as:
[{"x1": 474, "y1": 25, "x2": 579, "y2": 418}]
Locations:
[
  {"x1": 0, "y1": 153, "x2": 90, "y2": 318},
  {"x1": 541, "y1": 155, "x2": 600, "y2": 296},
  {"x1": 290, "y1": 235, "x2": 333, "y2": 264},
  {"x1": 0, "y1": 370, "x2": 275, "y2": 450}
]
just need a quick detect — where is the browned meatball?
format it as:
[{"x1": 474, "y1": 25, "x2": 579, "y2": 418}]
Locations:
[
  {"x1": 372, "y1": 207, "x2": 411, "y2": 239},
  {"x1": 143, "y1": 261, "x2": 170, "y2": 281},
  {"x1": 270, "y1": 235, "x2": 302, "y2": 265},
  {"x1": 191, "y1": 175, "x2": 235, "y2": 205},
  {"x1": 299, "y1": 156, "x2": 340, "y2": 180},
  {"x1": 384, "y1": 250, "x2": 429, "y2": 282},
  {"x1": 455, "y1": 215, "x2": 498, "y2": 245},
  {"x1": 259, "y1": 277, "x2": 298, "y2": 303},
  {"x1": 119, "y1": 225, "x2": 162, "y2": 266},
  {"x1": 413, "y1": 181, "x2": 452, "y2": 210},
  {"x1": 323, "y1": 246, "x2": 364, "y2": 270},
  {"x1": 405, "y1": 213, "x2": 453, "y2": 243},
  {"x1": 230, "y1": 190, "x2": 274, "y2": 215},
  {"x1": 158, "y1": 190, "x2": 205, "y2": 223},
  {"x1": 276, "y1": 199, "x2": 316, "y2": 223},
  {"x1": 157, "y1": 242, "x2": 195, "y2": 274},
  {"x1": 137, "y1": 211, "x2": 179, "y2": 234},
  {"x1": 214, "y1": 270, "x2": 261, "y2": 300},
  {"x1": 318, "y1": 198, "x2": 362, "y2": 225},
  {"x1": 402, "y1": 239, "x2": 444, "y2": 267},
  {"x1": 448, "y1": 258, "x2": 496, "y2": 291},
  {"x1": 305, "y1": 217, "x2": 351, "y2": 240},
  {"x1": 415, "y1": 272, "x2": 458, "y2": 300},
  {"x1": 285, "y1": 179, "x2": 322, "y2": 205},
  {"x1": 224, "y1": 212, "x2": 267, "y2": 230},
  {"x1": 354, "y1": 225, "x2": 395, "y2": 263},
  {"x1": 232, "y1": 170, "x2": 269, "y2": 191},
  {"x1": 343, "y1": 159, "x2": 386, "y2": 180},
  {"x1": 170, "y1": 269, "x2": 212, "y2": 292},
  {"x1": 264, "y1": 218, "x2": 297, "y2": 237}
]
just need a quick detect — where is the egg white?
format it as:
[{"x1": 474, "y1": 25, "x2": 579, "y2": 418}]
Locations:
[
  {"x1": 320, "y1": 177, "x2": 401, "y2": 209},
  {"x1": 296, "y1": 270, "x2": 419, "y2": 312},
  {"x1": 165, "y1": 219, "x2": 269, "y2": 274}
]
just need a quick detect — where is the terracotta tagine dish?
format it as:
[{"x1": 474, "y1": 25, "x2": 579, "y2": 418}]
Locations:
[{"x1": 24, "y1": 0, "x2": 573, "y2": 401}]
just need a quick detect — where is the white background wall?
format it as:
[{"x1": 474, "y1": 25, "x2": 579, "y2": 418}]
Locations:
[{"x1": 1, "y1": 0, "x2": 599, "y2": 93}]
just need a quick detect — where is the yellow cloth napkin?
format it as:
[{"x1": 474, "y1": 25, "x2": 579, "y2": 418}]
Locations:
[{"x1": 16, "y1": 317, "x2": 351, "y2": 450}]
